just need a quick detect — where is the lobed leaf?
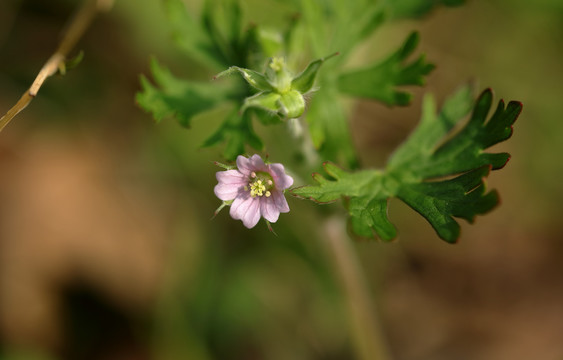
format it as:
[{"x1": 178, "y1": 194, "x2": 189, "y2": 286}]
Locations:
[
  {"x1": 163, "y1": 0, "x2": 225, "y2": 69},
  {"x1": 136, "y1": 58, "x2": 233, "y2": 127},
  {"x1": 292, "y1": 87, "x2": 522, "y2": 243},
  {"x1": 201, "y1": 110, "x2": 263, "y2": 160},
  {"x1": 337, "y1": 32, "x2": 435, "y2": 106}
]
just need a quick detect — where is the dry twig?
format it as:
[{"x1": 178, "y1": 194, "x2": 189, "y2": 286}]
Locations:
[{"x1": 0, "y1": 0, "x2": 114, "y2": 133}]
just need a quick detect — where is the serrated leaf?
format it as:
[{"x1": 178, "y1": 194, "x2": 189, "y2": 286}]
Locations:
[
  {"x1": 202, "y1": 0, "x2": 245, "y2": 65},
  {"x1": 337, "y1": 32, "x2": 435, "y2": 106},
  {"x1": 388, "y1": 87, "x2": 521, "y2": 178},
  {"x1": 330, "y1": 1, "x2": 385, "y2": 62},
  {"x1": 292, "y1": 88, "x2": 522, "y2": 242},
  {"x1": 136, "y1": 58, "x2": 234, "y2": 127},
  {"x1": 163, "y1": 0, "x2": 225, "y2": 69},
  {"x1": 396, "y1": 166, "x2": 499, "y2": 242}
]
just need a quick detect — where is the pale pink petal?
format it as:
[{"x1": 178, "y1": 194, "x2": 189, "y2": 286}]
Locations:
[
  {"x1": 214, "y1": 183, "x2": 242, "y2": 201},
  {"x1": 272, "y1": 191, "x2": 290, "y2": 213},
  {"x1": 260, "y1": 196, "x2": 281, "y2": 223},
  {"x1": 236, "y1": 155, "x2": 253, "y2": 176},
  {"x1": 242, "y1": 200, "x2": 261, "y2": 228},
  {"x1": 268, "y1": 163, "x2": 293, "y2": 190},
  {"x1": 230, "y1": 194, "x2": 261, "y2": 228},
  {"x1": 214, "y1": 169, "x2": 247, "y2": 201},
  {"x1": 216, "y1": 170, "x2": 247, "y2": 185},
  {"x1": 248, "y1": 154, "x2": 267, "y2": 171},
  {"x1": 230, "y1": 193, "x2": 250, "y2": 219}
]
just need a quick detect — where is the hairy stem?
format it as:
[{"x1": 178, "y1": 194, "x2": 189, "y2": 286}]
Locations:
[
  {"x1": 0, "y1": 0, "x2": 114, "y2": 133},
  {"x1": 322, "y1": 217, "x2": 391, "y2": 360}
]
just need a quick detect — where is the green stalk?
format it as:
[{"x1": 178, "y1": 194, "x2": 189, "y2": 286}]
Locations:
[{"x1": 321, "y1": 217, "x2": 391, "y2": 360}]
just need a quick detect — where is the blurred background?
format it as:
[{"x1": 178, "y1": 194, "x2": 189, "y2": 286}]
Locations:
[{"x1": 1, "y1": 0, "x2": 562, "y2": 359}]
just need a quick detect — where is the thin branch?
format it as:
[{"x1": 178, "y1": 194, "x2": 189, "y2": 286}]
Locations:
[{"x1": 0, "y1": 0, "x2": 114, "y2": 133}]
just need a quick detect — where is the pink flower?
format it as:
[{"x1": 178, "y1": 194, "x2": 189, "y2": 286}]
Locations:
[{"x1": 214, "y1": 154, "x2": 294, "y2": 228}]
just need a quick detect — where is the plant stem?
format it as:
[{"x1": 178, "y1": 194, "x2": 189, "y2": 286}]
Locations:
[
  {"x1": 322, "y1": 217, "x2": 391, "y2": 360},
  {"x1": 0, "y1": 0, "x2": 114, "y2": 133}
]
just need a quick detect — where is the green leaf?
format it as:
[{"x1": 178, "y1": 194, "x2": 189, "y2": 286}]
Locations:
[
  {"x1": 201, "y1": 109, "x2": 263, "y2": 160},
  {"x1": 299, "y1": 0, "x2": 328, "y2": 58},
  {"x1": 163, "y1": 0, "x2": 225, "y2": 69},
  {"x1": 383, "y1": 0, "x2": 465, "y2": 20},
  {"x1": 396, "y1": 165, "x2": 499, "y2": 241},
  {"x1": 329, "y1": 1, "x2": 385, "y2": 62},
  {"x1": 136, "y1": 58, "x2": 234, "y2": 127},
  {"x1": 337, "y1": 32, "x2": 435, "y2": 106},
  {"x1": 253, "y1": 27, "x2": 285, "y2": 58},
  {"x1": 292, "y1": 162, "x2": 395, "y2": 239},
  {"x1": 306, "y1": 86, "x2": 359, "y2": 168},
  {"x1": 388, "y1": 87, "x2": 522, "y2": 177},
  {"x1": 202, "y1": 0, "x2": 244, "y2": 65},
  {"x1": 292, "y1": 87, "x2": 522, "y2": 242}
]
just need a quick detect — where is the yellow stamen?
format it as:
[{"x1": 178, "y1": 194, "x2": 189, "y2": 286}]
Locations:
[{"x1": 249, "y1": 179, "x2": 266, "y2": 198}]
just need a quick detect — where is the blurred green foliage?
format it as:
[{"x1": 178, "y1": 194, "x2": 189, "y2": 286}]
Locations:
[
  {"x1": 1, "y1": 0, "x2": 563, "y2": 360},
  {"x1": 137, "y1": 0, "x2": 455, "y2": 166}
]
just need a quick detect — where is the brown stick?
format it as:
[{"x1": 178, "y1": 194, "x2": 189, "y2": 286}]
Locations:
[{"x1": 0, "y1": 0, "x2": 114, "y2": 133}]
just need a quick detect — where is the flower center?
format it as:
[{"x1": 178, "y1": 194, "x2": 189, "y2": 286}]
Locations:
[
  {"x1": 269, "y1": 57, "x2": 285, "y2": 72},
  {"x1": 246, "y1": 171, "x2": 274, "y2": 198}
]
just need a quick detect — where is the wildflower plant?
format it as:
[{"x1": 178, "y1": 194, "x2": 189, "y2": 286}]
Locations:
[{"x1": 137, "y1": 0, "x2": 522, "y2": 240}]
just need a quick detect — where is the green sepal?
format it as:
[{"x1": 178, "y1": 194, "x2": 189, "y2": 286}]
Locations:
[
  {"x1": 279, "y1": 90, "x2": 306, "y2": 118},
  {"x1": 241, "y1": 92, "x2": 281, "y2": 115},
  {"x1": 291, "y1": 52, "x2": 339, "y2": 94},
  {"x1": 214, "y1": 66, "x2": 274, "y2": 92}
]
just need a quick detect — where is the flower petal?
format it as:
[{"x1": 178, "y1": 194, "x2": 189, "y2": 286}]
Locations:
[
  {"x1": 236, "y1": 155, "x2": 253, "y2": 176},
  {"x1": 216, "y1": 170, "x2": 247, "y2": 185},
  {"x1": 230, "y1": 194, "x2": 261, "y2": 228},
  {"x1": 248, "y1": 154, "x2": 267, "y2": 171},
  {"x1": 214, "y1": 170, "x2": 247, "y2": 201},
  {"x1": 214, "y1": 184, "x2": 241, "y2": 201},
  {"x1": 272, "y1": 191, "x2": 290, "y2": 213},
  {"x1": 269, "y1": 163, "x2": 294, "y2": 190},
  {"x1": 260, "y1": 196, "x2": 280, "y2": 223}
]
